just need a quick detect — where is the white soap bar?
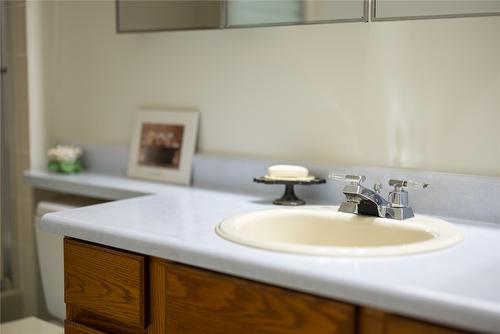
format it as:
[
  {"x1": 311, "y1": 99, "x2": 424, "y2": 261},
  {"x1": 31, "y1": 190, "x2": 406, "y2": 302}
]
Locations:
[{"x1": 267, "y1": 165, "x2": 309, "y2": 179}]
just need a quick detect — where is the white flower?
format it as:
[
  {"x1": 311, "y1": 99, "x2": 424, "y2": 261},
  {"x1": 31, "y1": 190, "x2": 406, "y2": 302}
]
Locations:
[{"x1": 48, "y1": 145, "x2": 82, "y2": 163}]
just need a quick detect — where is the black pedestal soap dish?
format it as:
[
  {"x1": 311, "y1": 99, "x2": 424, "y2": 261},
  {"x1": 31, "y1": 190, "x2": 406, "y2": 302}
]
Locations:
[{"x1": 253, "y1": 176, "x2": 326, "y2": 206}]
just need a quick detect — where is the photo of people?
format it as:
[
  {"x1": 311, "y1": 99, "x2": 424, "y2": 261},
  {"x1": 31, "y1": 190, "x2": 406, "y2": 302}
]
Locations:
[{"x1": 138, "y1": 123, "x2": 184, "y2": 169}]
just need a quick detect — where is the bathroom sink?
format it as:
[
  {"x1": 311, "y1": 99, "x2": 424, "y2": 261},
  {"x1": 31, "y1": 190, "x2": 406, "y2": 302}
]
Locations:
[{"x1": 216, "y1": 207, "x2": 463, "y2": 256}]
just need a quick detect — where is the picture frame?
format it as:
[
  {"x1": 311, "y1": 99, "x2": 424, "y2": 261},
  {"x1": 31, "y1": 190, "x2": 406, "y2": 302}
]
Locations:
[{"x1": 128, "y1": 109, "x2": 199, "y2": 185}]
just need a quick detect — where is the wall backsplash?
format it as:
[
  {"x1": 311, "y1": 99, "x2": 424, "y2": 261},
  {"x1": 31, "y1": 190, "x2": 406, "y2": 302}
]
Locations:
[
  {"x1": 27, "y1": 1, "x2": 500, "y2": 176},
  {"x1": 65, "y1": 144, "x2": 500, "y2": 223}
]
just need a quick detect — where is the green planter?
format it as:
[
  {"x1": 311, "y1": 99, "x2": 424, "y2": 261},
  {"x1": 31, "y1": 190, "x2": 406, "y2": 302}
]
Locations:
[{"x1": 48, "y1": 160, "x2": 83, "y2": 174}]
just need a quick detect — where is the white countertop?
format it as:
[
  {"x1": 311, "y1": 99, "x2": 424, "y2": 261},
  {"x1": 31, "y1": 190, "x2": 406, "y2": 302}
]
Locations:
[
  {"x1": 40, "y1": 185, "x2": 500, "y2": 333},
  {"x1": 24, "y1": 170, "x2": 168, "y2": 200}
]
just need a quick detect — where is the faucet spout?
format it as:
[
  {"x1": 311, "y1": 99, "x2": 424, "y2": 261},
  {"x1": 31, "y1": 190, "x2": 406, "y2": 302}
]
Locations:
[
  {"x1": 339, "y1": 183, "x2": 390, "y2": 217},
  {"x1": 329, "y1": 174, "x2": 427, "y2": 220}
]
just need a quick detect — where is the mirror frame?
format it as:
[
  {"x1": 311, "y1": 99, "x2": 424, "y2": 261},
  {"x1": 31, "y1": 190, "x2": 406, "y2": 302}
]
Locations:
[
  {"x1": 115, "y1": 0, "x2": 369, "y2": 33},
  {"x1": 371, "y1": 0, "x2": 500, "y2": 21},
  {"x1": 223, "y1": 0, "x2": 369, "y2": 29},
  {"x1": 115, "y1": 0, "x2": 224, "y2": 33}
]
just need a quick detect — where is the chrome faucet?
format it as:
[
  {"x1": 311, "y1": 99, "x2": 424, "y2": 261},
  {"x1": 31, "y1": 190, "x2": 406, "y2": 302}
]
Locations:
[{"x1": 329, "y1": 174, "x2": 427, "y2": 220}]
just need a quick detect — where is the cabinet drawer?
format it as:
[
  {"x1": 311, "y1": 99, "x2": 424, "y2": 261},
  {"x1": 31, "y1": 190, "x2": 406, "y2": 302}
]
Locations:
[
  {"x1": 162, "y1": 260, "x2": 355, "y2": 334},
  {"x1": 64, "y1": 238, "x2": 147, "y2": 329}
]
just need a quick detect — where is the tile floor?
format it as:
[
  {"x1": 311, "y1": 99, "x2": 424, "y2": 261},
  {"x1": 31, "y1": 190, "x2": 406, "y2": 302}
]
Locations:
[{"x1": 1, "y1": 316, "x2": 63, "y2": 334}]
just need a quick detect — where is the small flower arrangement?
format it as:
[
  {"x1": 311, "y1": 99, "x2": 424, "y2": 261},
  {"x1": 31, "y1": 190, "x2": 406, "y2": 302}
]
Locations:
[{"x1": 47, "y1": 145, "x2": 83, "y2": 174}]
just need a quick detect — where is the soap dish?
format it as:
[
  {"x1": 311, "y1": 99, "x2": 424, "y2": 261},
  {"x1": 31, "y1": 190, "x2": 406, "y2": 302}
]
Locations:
[{"x1": 254, "y1": 176, "x2": 326, "y2": 206}]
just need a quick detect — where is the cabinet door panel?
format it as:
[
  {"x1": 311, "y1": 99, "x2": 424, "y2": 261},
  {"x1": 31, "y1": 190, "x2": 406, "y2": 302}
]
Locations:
[
  {"x1": 163, "y1": 260, "x2": 355, "y2": 334},
  {"x1": 360, "y1": 308, "x2": 465, "y2": 334},
  {"x1": 64, "y1": 238, "x2": 147, "y2": 329}
]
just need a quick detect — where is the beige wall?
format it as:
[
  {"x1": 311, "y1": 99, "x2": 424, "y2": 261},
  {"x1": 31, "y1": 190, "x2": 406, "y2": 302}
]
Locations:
[{"x1": 27, "y1": 1, "x2": 500, "y2": 176}]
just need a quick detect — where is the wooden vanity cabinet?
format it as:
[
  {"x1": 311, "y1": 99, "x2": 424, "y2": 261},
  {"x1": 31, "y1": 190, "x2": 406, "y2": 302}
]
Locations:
[{"x1": 64, "y1": 238, "x2": 467, "y2": 334}]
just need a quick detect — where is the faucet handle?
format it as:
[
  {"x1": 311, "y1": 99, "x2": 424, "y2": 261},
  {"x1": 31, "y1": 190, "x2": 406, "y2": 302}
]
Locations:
[
  {"x1": 388, "y1": 179, "x2": 427, "y2": 208},
  {"x1": 388, "y1": 179, "x2": 428, "y2": 190},
  {"x1": 328, "y1": 173, "x2": 366, "y2": 185}
]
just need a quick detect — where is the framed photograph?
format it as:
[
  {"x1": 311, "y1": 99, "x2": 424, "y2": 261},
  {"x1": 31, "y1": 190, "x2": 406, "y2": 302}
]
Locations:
[{"x1": 128, "y1": 110, "x2": 199, "y2": 185}]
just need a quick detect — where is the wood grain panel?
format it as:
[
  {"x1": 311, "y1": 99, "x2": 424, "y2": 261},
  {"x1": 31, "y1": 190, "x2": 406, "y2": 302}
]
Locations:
[
  {"x1": 359, "y1": 308, "x2": 465, "y2": 334},
  {"x1": 162, "y1": 259, "x2": 355, "y2": 334},
  {"x1": 65, "y1": 320, "x2": 107, "y2": 334},
  {"x1": 64, "y1": 238, "x2": 148, "y2": 329},
  {"x1": 148, "y1": 258, "x2": 168, "y2": 333},
  {"x1": 64, "y1": 239, "x2": 466, "y2": 334},
  {"x1": 67, "y1": 304, "x2": 148, "y2": 334}
]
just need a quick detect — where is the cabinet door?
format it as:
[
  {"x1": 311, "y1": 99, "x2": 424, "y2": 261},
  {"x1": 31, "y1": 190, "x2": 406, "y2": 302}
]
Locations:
[
  {"x1": 64, "y1": 238, "x2": 148, "y2": 332},
  {"x1": 152, "y1": 258, "x2": 355, "y2": 334},
  {"x1": 359, "y1": 308, "x2": 465, "y2": 334}
]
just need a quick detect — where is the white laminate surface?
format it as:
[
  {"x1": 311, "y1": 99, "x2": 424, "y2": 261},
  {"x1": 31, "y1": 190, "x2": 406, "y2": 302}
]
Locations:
[
  {"x1": 40, "y1": 186, "x2": 500, "y2": 333},
  {"x1": 24, "y1": 169, "x2": 165, "y2": 200}
]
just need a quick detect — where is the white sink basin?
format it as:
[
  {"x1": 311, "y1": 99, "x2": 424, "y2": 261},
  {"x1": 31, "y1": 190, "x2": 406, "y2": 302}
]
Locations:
[{"x1": 216, "y1": 207, "x2": 463, "y2": 256}]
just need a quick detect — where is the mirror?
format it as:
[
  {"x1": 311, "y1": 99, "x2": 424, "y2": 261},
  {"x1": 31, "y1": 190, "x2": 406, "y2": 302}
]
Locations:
[
  {"x1": 116, "y1": 0, "x2": 222, "y2": 32},
  {"x1": 226, "y1": 0, "x2": 367, "y2": 27},
  {"x1": 373, "y1": 0, "x2": 500, "y2": 20},
  {"x1": 116, "y1": 0, "x2": 367, "y2": 33}
]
